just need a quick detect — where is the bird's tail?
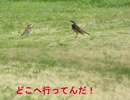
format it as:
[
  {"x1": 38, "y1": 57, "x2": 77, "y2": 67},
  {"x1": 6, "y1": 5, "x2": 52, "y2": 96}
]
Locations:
[
  {"x1": 21, "y1": 33, "x2": 24, "y2": 36},
  {"x1": 83, "y1": 30, "x2": 90, "y2": 35},
  {"x1": 85, "y1": 32, "x2": 90, "y2": 35}
]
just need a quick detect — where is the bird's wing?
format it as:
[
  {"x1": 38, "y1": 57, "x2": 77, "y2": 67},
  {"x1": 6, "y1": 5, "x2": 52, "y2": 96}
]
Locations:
[
  {"x1": 23, "y1": 28, "x2": 28, "y2": 33},
  {"x1": 77, "y1": 25, "x2": 90, "y2": 35},
  {"x1": 75, "y1": 25, "x2": 84, "y2": 34}
]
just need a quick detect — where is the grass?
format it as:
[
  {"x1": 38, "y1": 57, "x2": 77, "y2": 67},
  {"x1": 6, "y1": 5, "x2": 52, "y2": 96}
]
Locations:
[{"x1": 0, "y1": 0, "x2": 130, "y2": 100}]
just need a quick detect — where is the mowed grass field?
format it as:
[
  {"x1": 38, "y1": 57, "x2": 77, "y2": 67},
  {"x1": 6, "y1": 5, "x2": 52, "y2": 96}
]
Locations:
[{"x1": 0, "y1": 0, "x2": 130, "y2": 100}]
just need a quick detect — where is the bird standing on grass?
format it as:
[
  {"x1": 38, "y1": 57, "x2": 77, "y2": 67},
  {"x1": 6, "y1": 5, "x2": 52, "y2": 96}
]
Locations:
[
  {"x1": 21, "y1": 23, "x2": 32, "y2": 36},
  {"x1": 70, "y1": 20, "x2": 90, "y2": 38}
]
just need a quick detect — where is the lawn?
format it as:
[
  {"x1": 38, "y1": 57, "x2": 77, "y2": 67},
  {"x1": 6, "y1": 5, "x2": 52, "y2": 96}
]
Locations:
[{"x1": 0, "y1": 0, "x2": 130, "y2": 100}]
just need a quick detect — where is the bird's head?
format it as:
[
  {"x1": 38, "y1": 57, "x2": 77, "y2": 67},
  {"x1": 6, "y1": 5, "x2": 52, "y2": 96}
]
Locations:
[
  {"x1": 28, "y1": 23, "x2": 32, "y2": 27},
  {"x1": 70, "y1": 20, "x2": 76, "y2": 24}
]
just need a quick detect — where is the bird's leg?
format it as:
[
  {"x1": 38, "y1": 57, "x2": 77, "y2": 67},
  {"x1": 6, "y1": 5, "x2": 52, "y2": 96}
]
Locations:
[{"x1": 75, "y1": 33, "x2": 78, "y2": 38}]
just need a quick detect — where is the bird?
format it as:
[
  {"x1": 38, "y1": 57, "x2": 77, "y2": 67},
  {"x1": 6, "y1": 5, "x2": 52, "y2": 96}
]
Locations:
[
  {"x1": 70, "y1": 20, "x2": 90, "y2": 38},
  {"x1": 21, "y1": 23, "x2": 32, "y2": 36}
]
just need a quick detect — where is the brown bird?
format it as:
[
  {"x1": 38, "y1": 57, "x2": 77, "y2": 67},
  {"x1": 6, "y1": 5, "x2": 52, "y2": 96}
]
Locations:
[
  {"x1": 70, "y1": 20, "x2": 90, "y2": 38},
  {"x1": 21, "y1": 23, "x2": 32, "y2": 36}
]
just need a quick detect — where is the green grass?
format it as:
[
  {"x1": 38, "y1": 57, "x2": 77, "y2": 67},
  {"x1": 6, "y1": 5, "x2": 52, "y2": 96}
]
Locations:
[{"x1": 0, "y1": 0, "x2": 130, "y2": 100}]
